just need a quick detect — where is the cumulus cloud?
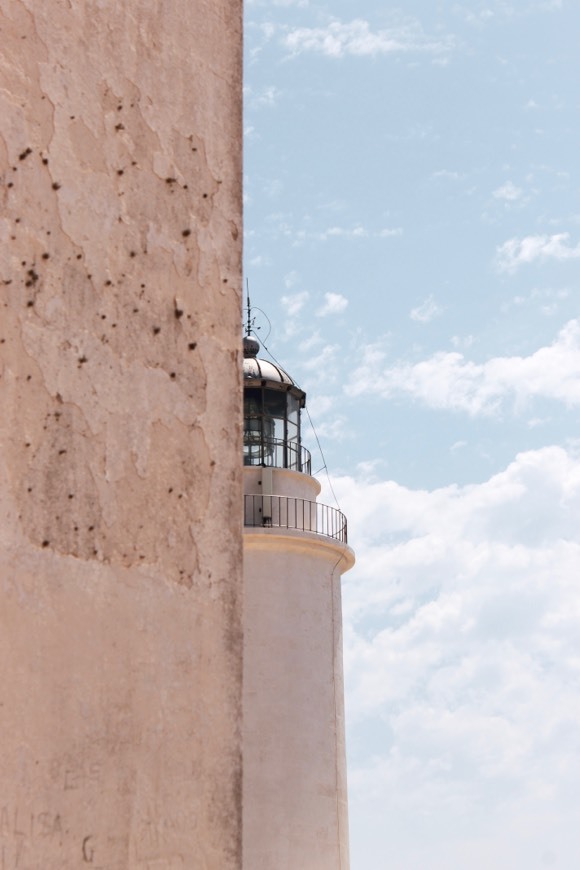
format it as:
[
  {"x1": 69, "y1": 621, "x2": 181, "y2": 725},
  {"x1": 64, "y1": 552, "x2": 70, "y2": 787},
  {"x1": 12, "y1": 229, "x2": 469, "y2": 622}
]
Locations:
[
  {"x1": 248, "y1": 254, "x2": 267, "y2": 267},
  {"x1": 294, "y1": 225, "x2": 401, "y2": 243},
  {"x1": 300, "y1": 342, "x2": 339, "y2": 371},
  {"x1": 261, "y1": 217, "x2": 402, "y2": 246},
  {"x1": 317, "y1": 225, "x2": 368, "y2": 241},
  {"x1": 299, "y1": 392, "x2": 348, "y2": 444},
  {"x1": 283, "y1": 18, "x2": 453, "y2": 59},
  {"x1": 496, "y1": 232, "x2": 580, "y2": 273},
  {"x1": 328, "y1": 226, "x2": 366, "y2": 239},
  {"x1": 450, "y1": 334, "x2": 475, "y2": 349},
  {"x1": 297, "y1": 330, "x2": 323, "y2": 352},
  {"x1": 317, "y1": 292, "x2": 349, "y2": 317},
  {"x1": 281, "y1": 290, "x2": 309, "y2": 317},
  {"x1": 378, "y1": 227, "x2": 403, "y2": 238},
  {"x1": 283, "y1": 270, "x2": 299, "y2": 289},
  {"x1": 347, "y1": 320, "x2": 580, "y2": 415},
  {"x1": 502, "y1": 286, "x2": 570, "y2": 319},
  {"x1": 410, "y1": 294, "x2": 443, "y2": 324},
  {"x1": 432, "y1": 169, "x2": 464, "y2": 181},
  {"x1": 458, "y1": 0, "x2": 562, "y2": 26},
  {"x1": 329, "y1": 445, "x2": 580, "y2": 867},
  {"x1": 306, "y1": 413, "x2": 347, "y2": 442},
  {"x1": 255, "y1": 85, "x2": 282, "y2": 108},
  {"x1": 493, "y1": 180, "x2": 523, "y2": 201},
  {"x1": 244, "y1": 85, "x2": 282, "y2": 109}
]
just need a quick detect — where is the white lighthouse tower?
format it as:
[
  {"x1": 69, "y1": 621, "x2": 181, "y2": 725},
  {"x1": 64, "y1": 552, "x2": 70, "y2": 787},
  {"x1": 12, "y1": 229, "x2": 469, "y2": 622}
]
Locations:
[{"x1": 242, "y1": 328, "x2": 355, "y2": 870}]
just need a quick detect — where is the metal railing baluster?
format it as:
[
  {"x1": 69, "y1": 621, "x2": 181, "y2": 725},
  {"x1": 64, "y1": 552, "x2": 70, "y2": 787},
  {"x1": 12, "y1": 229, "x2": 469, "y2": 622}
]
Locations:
[{"x1": 243, "y1": 495, "x2": 348, "y2": 544}]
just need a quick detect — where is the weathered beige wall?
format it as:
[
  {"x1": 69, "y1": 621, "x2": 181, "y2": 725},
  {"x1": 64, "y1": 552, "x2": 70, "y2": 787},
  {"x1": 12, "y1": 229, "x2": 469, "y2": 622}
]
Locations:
[{"x1": 0, "y1": 1, "x2": 243, "y2": 867}]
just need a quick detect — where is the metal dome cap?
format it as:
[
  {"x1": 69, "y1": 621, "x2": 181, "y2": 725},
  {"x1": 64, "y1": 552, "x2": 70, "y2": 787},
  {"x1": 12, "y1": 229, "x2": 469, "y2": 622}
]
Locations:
[{"x1": 243, "y1": 336, "x2": 305, "y2": 403}]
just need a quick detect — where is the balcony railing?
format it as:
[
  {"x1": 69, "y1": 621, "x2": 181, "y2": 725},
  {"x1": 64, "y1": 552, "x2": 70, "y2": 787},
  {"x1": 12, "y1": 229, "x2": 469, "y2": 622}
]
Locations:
[
  {"x1": 244, "y1": 494, "x2": 348, "y2": 544},
  {"x1": 243, "y1": 438, "x2": 312, "y2": 475}
]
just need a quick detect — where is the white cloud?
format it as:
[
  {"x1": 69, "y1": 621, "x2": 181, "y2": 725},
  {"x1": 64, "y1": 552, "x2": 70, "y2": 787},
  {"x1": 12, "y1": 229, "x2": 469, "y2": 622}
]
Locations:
[
  {"x1": 301, "y1": 343, "x2": 339, "y2": 371},
  {"x1": 451, "y1": 334, "x2": 475, "y2": 349},
  {"x1": 330, "y1": 445, "x2": 580, "y2": 866},
  {"x1": 318, "y1": 225, "x2": 368, "y2": 241},
  {"x1": 328, "y1": 225, "x2": 367, "y2": 239},
  {"x1": 297, "y1": 330, "x2": 323, "y2": 352},
  {"x1": 347, "y1": 320, "x2": 580, "y2": 416},
  {"x1": 306, "y1": 413, "x2": 347, "y2": 442},
  {"x1": 355, "y1": 458, "x2": 389, "y2": 480},
  {"x1": 260, "y1": 217, "x2": 402, "y2": 246},
  {"x1": 281, "y1": 290, "x2": 309, "y2": 317},
  {"x1": 527, "y1": 416, "x2": 548, "y2": 429},
  {"x1": 461, "y1": 8, "x2": 496, "y2": 26},
  {"x1": 260, "y1": 21, "x2": 275, "y2": 40},
  {"x1": 283, "y1": 270, "x2": 299, "y2": 289},
  {"x1": 246, "y1": 85, "x2": 282, "y2": 109},
  {"x1": 432, "y1": 169, "x2": 464, "y2": 181},
  {"x1": 301, "y1": 393, "x2": 348, "y2": 444},
  {"x1": 410, "y1": 294, "x2": 443, "y2": 324},
  {"x1": 496, "y1": 232, "x2": 580, "y2": 273},
  {"x1": 307, "y1": 393, "x2": 334, "y2": 417},
  {"x1": 316, "y1": 198, "x2": 347, "y2": 213},
  {"x1": 283, "y1": 18, "x2": 453, "y2": 59},
  {"x1": 502, "y1": 286, "x2": 570, "y2": 315},
  {"x1": 317, "y1": 292, "x2": 349, "y2": 317},
  {"x1": 295, "y1": 225, "x2": 401, "y2": 243},
  {"x1": 263, "y1": 177, "x2": 283, "y2": 198},
  {"x1": 493, "y1": 180, "x2": 523, "y2": 201},
  {"x1": 458, "y1": 0, "x2": 562, "y2": 26},
  {"x1": 248, "y1": 254, "x2": 267, "y2": 267}
]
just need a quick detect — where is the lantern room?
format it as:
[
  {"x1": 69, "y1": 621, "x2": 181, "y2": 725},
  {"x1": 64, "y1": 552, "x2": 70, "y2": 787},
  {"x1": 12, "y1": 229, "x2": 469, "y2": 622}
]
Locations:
[{"x1": 243, "y1": 336, "x2": 310, "y2": 474}]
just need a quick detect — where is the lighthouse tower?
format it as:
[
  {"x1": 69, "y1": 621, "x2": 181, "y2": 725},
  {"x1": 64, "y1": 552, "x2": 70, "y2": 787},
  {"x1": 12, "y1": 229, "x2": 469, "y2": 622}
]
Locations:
[{"x1": 242, "y1": 331, "x2": 355, "y2": 870}]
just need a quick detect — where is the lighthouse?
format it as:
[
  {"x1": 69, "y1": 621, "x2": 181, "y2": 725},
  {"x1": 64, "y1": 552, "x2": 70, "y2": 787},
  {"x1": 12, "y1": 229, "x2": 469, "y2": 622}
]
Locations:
[{"x1": 242, "y1": 331, "x2": 355, "y2": 869}]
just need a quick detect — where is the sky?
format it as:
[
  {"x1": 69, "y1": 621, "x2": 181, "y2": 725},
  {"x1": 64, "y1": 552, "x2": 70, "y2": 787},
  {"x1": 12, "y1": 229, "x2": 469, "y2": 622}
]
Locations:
[{"x1": 243, "y1": 2, "x2": 580, "y2": 868}]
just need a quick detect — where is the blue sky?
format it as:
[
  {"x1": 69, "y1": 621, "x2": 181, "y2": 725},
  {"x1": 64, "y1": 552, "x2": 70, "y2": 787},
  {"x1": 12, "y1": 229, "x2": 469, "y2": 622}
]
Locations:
[{"x1": 244, "y1": 2, "x2": 580, "y2": 868}]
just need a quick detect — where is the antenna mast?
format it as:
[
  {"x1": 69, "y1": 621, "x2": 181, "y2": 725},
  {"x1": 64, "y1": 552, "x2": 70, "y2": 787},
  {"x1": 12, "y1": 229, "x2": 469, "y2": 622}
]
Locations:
[{"x1": 245, "y1": 279, "x2": 252, "y2": 337}]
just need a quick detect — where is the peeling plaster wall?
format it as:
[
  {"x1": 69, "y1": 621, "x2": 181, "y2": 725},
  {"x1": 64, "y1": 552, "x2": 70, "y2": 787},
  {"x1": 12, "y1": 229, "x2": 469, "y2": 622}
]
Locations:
[{"x1": 0, "y1": 1, "x2": 243, "y2": 867}]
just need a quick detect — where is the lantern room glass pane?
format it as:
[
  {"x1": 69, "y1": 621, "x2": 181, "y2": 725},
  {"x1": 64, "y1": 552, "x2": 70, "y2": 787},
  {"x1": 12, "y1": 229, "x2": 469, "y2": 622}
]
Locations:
[
  {"x1": 244, "y1": 388, "x2": 262, "y2": 417},
  {"x1": 287, "y1": 394, "x2": 300, "y2": 426},
  {"x1": 263, "y1": 390, "x2": 286, "y2": 418},
  {"x1": 272, "y1": 417, "x2": 285, "y2": 443},
  {"x1": 243, "y1": 384, "x2": 305, "y2": 470},
  {"x1": 243, "y1": 388, "x2": 263, "y2": 465}
]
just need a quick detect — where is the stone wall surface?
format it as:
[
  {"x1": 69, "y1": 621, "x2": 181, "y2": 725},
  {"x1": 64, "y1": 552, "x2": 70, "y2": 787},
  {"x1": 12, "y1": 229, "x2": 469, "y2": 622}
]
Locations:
[{"x1": 0, "y1": 1, "x2": 243, "y2": 867}]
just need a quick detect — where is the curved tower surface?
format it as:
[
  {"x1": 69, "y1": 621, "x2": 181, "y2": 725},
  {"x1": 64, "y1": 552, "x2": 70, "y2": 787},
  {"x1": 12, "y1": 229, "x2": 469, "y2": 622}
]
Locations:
[{"x1": 242, "y1": 334, "x2": 355, "y2": 870}]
